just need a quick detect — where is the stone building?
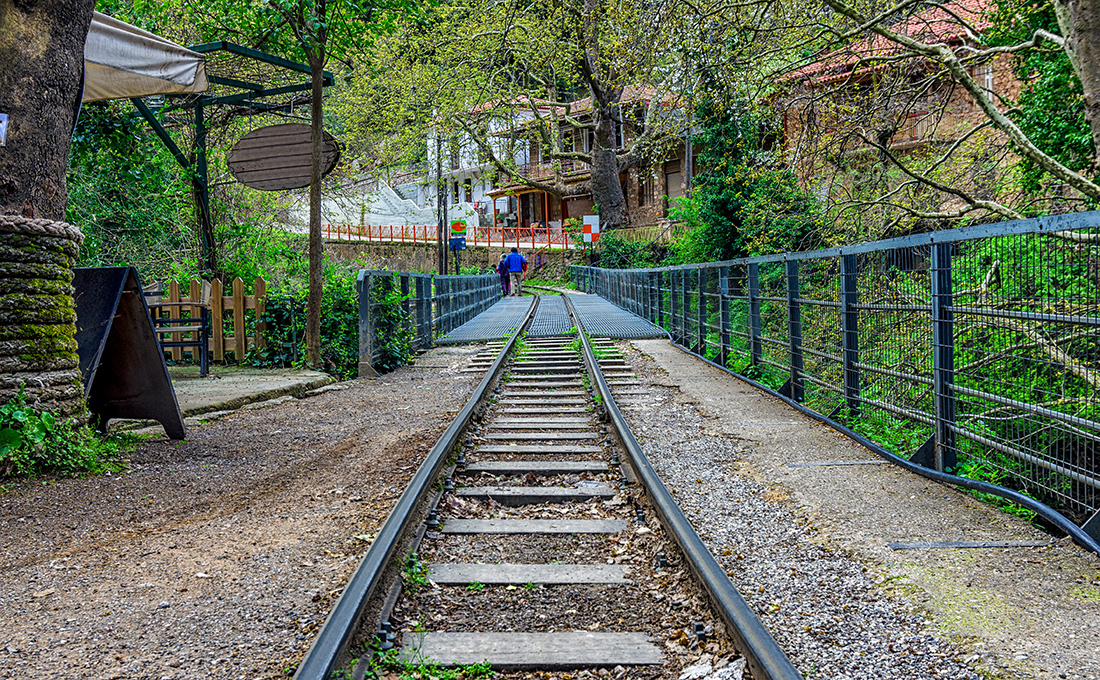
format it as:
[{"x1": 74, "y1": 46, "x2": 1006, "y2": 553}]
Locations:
[{"x1": 774, "y1": 0, "x2": 1023, "y2": 220}]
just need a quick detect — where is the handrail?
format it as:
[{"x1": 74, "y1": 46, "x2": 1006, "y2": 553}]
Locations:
[{"x1": 323, "y1": 222, "x2": 582, "y2": 250}]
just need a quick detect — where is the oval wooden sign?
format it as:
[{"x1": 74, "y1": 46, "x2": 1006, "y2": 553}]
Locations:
[{"x1": 227, "y1": 123, "x2": 340, "y2": 191}]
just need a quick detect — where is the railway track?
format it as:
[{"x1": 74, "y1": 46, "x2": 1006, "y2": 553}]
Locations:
[{"x1": 294, "y1": 297, "x2": 801, "y2": 680}]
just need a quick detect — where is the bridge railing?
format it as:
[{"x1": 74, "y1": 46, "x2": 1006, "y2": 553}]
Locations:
[
  {"x1": 571, "y1": 211, "x2": 1100, "y2": 529},
  {"x1": 325, "y1": 223, "x2": 579, "y2": 250},
  {"x1": 356, "y1": 269, "x2": 501, "y2": 376}
]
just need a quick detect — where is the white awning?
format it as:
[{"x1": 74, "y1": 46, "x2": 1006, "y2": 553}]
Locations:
[{"x1": 82, "y1": 12, "x2": 208, "y2": 103}]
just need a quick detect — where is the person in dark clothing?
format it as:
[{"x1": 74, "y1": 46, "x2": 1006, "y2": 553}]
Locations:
[
  {"x1": 497, "y1": 253, "x2": 510, "y2": 296},
  {"x1": 505, "y1": 247, "x2": 527, "y2": 296}
]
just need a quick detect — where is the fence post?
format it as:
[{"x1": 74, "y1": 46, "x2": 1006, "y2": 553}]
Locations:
[
  {"x1": 719, "y1": 266, "x2": 731, "y2": 367},
  {"x1": 670, "y1": 269, "x2": 680, "y2": 344},
  {"x1": 655, "y1": 271, "x2": 664, "y2": 329},
  {"x1": 748, "y1": 263, "x2": 762, "y2": 367},
  {"x1": 189, "y1": 279, "x2": 202, "y2": 364},
  {"x1": 677, "y1": 268, "x2": 686, "y2": 343},
  {"x1": 400, "y1": 274, "x2": 412, "y2": 345},
  {"x1": 840, "y1": 254, "x2": 860, "y2": 419},
  {"x1": 785, "y1": 260, "x2": 804, "y2": 402},
  {"x1": 931, "y1": 243, "x2": 957, "y2": 473},
  {"x1": 358, "y1": 272, "x2": 379, "y2": 378},
  {"x1": 254, "y1": 276, "x2": 267, "y2": 351},
  {"x1": 232, "y1": 277, "x2": 246, "y2": 360},
  {"x1": 210, "y1": 278, "x2": 224, "y2": 362},
  {"x1": 697, "y1": 268, "x2": 707, "y2": 354}
]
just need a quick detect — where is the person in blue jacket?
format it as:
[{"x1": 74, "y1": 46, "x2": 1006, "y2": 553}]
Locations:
[
  {"x1": 496, "y1": 253, "x2": 510, "y2": 296},
  {"x1": 506, "y1": 247, "x2": 527, "y2": 297}
]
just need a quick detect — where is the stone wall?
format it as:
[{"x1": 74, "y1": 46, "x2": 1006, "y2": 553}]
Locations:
[{"x1": 0, "y1": 217, "x2": 85, "y2": 415}]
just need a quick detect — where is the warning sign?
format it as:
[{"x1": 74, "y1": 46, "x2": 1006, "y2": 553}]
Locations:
[{"x1": 582, "y1": 215, "x2": 600, "y2": 243}]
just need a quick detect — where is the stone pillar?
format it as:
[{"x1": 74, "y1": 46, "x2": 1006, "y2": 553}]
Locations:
[{"x1": 0, "y1": 216, "x2": 85, "y2": 415}]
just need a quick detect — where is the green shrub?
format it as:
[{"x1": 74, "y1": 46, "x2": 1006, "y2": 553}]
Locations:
[
  {"x1": 250, "y1": 263, "x2": 412, "y2": 378},
  {"x1": 0, "y1": 391, "x2": 129, "y2": 478}
]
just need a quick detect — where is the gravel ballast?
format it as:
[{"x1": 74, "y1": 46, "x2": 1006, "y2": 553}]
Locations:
[{"x1": 619, "y1": 339, "x2": 1100, "y2": 680}]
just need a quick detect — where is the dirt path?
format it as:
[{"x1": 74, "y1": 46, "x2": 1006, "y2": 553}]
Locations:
[{"x1": 0, "y1": 345, "x2": 483, "y2": 680}]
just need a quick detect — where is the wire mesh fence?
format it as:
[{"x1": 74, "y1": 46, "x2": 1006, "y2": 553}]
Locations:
[
  {"x1": 571, "y1": 212, "x2": 1100, "y2": 526},
  {"x1": 356, "y1": 270, "x2": 501, "y2": 373}
]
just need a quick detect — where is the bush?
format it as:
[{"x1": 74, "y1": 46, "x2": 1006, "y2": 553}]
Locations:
[
  {"x1": 251, "y1": 259, "x2": 363, "y2": 379},
  {"x1": 0, "y1": 390, "x2": 128, "y2": 478},
  {"x1": 250, "y1": 260, "x2": 413, "y2": 378}
]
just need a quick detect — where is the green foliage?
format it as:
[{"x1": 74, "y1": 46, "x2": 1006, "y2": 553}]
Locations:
[
  {"x1": 672, "y1": 97, "x2": 823, "y2": 263},
  {"x1": 67, "y1": 101, "x2": 197, "y2": 282},
  {"x1": 466, "y1": 581, "x2": 485, "y2": 591},
  {"x1": 369, "y1": 276, "x2": 416, "y2": 372},
  {"x1": 0, "y1": 391, "x2": 130, "y2": 478},
  {"x1": 368, "y1": 648, "x2": 493, "y2": 680},
  {"x1": 985, "y1": 0, "x2": 1096, "y2": 202},
  {"x1": 595, "y1": 230, "x2": 664, "y2": 269},
  {"x1": 251, "y1": 258, "x2": 368, "y2": 379},
  {"x1": 402, "y1": 553, "x2": 429, "y2": 588}
]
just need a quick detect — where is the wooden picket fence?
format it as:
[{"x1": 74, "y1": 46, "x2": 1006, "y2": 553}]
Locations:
[{"x1": 155, "y1": 276, "x2": 267, "y2": 363}]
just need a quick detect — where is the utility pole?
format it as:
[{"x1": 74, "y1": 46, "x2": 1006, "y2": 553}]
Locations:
[{"x1": 436, "y1": 133, "x2": 445, "y2": 274}]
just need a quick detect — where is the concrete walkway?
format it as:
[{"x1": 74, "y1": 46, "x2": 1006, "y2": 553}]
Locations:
[
  {"x1": 168, "y1": 365, "x2": 335, "y2": 416},
  {"x1": 117, "y1": 365, "x2": 336, "y2": 436}
]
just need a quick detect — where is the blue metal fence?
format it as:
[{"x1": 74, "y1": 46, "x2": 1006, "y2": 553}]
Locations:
[
  {"x1": 356, "y1": 269, "x2": 500, "y2": 375},
  {"x1": 572, "y1": 211, "x2": 1100, "y2": 534}
]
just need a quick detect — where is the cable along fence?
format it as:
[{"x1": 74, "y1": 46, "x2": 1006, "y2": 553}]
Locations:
[
  {"x1": 356, "y1": 269, "x2": 501, "y2": 375},
  {"x1": 571, "y1": 211, "x2": 1100, "y2": 531}
]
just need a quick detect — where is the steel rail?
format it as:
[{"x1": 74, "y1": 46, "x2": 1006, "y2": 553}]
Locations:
[
  {"x1": 292, "y1": 296, "x2": 539, "y2": 680},
  {"x1": 562, "y1": 296, "x2": 805, "y2": 680}
]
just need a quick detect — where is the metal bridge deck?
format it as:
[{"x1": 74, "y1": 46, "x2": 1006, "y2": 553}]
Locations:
[
  {"x1": 566, "y1": 295, "x2": 665, "y2": 339},
  {"x1": 436, "y1": 297, "x2": 532, "y2": 344},
  {"x1": 527, "y1": 296, "x2": 572, "y2": 337}
]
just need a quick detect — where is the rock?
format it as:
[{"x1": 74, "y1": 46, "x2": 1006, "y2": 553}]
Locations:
[
  {"x1": 158, "y1": 601, "x2": 170, "y2": 609},
  {"x1": 680, "y1": 661, "x2": 713, "y2": 680}
]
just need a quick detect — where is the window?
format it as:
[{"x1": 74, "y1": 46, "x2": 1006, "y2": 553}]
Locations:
[
  {"x1": 665, "y1": 159, "x2": 683, "y2": 202},
  {"x1": 975, "y1": 63, "x2": 994, "y2": 98},
  {"x1": 638, "y1": 167, "x2": 654, "y2": 207}
]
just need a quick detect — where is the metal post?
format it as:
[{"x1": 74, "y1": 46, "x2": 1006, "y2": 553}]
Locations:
[
  {"x1": 677, "y1": 267, "x2": 686, "y2": 347},
  {"x1": 670, "y1": 270, "x2": 680, "y2": 344},
  {"x1": 840, "y1": 254, "x2": 860, "y2": 419},
  {"x1": 194, "y1": 105, "x2": 215, "y2": 272},
  {"x1": 748, "y1": 263, "x2": 761, "y2": 367},
  {"x1": 400, "y1": 275, "x2": 411, "y2": 344},
  {"x1": 786, "y1": 259, "x2": 804, "y2": 403},
  {"x1": 719, "y1": 266, "x2": 731, "y2": 367},
  {"x1": 931, "y1": 243, "x2": 957, "y2": 473},
  {"x1": 357, "y1": 273, "x2": 379, "y2": 378},
  {"x1": 655, "y1": 271, "x2": 664, "y2": 329},
  {"x1": 697, "y1": 268, "x2": 707, "y2": 354}
]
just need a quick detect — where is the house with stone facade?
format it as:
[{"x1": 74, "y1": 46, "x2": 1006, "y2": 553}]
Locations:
[
  {"x1": 775, "y1": 0, "x2": 1022, "y2": 214},
  {"x1": 397, "y1": 90, "x2": 694, "y2": 236}
]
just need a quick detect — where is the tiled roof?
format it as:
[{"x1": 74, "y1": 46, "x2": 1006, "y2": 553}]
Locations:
[{"x1": 787, "y1": 0, "x2": 991, "y2": 86}]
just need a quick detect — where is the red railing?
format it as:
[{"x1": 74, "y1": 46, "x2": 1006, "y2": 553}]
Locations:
[{"x1": 322, "y1": 223, "x2": 581, "y2": 250}]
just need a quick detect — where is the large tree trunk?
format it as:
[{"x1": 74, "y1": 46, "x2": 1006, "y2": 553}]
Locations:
[
  {"x1": 0, "y1": 0, "x2": 96, "y2": 219},
  {"x1": 589, "y1": 107, "x2": 627, "y2": 230},
  {"x1": 1055, "y1": 0, "x2": 1100, "y2": 171},
  {"x1": 306, "y1": 51, "x2": 324, "y2": 368}
]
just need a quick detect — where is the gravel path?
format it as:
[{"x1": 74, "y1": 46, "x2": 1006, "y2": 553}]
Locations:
[
  {"x1": 617, "y1": 339, "x2": 1100, "y2": 680},
  {"x1": 0, "y1": 345, "x2": 483, "y2": 680}
]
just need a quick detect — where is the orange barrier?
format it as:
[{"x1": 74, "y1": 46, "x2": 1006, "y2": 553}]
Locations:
[{"x1": 322, "y1": 223, "x2": 580, "y2": 250}]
